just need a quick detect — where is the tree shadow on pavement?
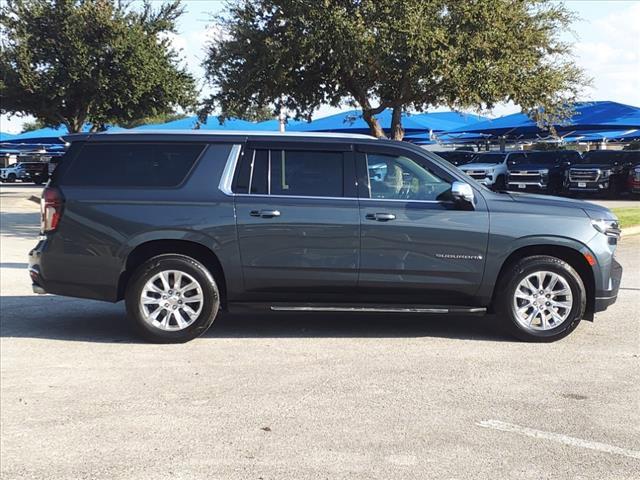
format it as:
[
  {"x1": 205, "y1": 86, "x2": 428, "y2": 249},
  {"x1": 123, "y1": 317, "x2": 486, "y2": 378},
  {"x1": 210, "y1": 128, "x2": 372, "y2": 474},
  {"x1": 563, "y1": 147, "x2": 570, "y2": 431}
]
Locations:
[{"x1": 0, "y1": 294, "x2": 511, "y2": 344}]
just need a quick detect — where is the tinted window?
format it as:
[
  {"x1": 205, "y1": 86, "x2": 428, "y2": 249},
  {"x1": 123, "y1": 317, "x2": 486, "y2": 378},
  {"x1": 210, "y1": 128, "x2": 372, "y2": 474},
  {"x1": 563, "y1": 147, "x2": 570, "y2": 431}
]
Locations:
[
  {"x1": 270, "y1": 150, "x2": 343, "y2": 197},
  {"x1": 579, "y1": 151, "x2": 627, "y2": 165},
  {"x1": 510, "y1": 152, "x2": 554, "y2": 166},
  {"x1": 366, "y1": 153, "x2": 451, "y2": 201},
  {"x1": 469, "y1": 153, "x2": 506, "y2": 164},
  {"x1": 250, "y1": 150, "x2": 269, "y2": 194},
  {"x1": 62, "y1": 143, "x2": 205, "y2": 187}
]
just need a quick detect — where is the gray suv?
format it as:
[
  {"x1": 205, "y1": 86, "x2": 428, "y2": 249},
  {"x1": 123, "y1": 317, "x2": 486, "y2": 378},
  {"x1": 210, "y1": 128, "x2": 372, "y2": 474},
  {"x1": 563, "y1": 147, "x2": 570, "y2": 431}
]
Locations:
[{"x1": 29, "y1": 131, "x2": 622, "y2": 343}]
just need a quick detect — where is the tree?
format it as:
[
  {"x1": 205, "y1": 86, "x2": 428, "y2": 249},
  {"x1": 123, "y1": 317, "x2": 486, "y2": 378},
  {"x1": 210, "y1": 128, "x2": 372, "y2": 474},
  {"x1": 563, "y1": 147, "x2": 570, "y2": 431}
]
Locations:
[
  {"x1": 21, "y1": 119, "x2": 46, "y2": 133},
  {"x1": 121, "y1": 113, "x2": 188, "y2": 129},
  {"x1": 202, "y1": 0, "x2": 587, "y2": 140},
  {"x1": 0, "y1": 0, "x2": 196, "y2": 133}
]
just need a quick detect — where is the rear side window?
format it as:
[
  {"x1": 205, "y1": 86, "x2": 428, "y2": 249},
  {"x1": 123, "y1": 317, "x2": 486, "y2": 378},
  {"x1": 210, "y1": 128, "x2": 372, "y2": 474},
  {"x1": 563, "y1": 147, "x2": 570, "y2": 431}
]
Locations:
[
  {"x1": 234, "y1": 148, "x2": 345, "y2": 197},
  {"x1": 61, "y1": 143, "x2": 205, "y2": 187},
  {"x1": 271, "y1": 150, "x2": 343, "y2": 197}
]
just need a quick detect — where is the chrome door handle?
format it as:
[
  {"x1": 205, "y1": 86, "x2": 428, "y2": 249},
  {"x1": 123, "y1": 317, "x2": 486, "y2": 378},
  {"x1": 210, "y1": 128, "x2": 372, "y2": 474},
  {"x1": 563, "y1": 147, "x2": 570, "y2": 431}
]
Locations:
[
  {"x1": 250, "y1": 209, "x2": 281, "y2": 218},
  {"x1": 365, "y1": 212, "x2": 396, "y2": 222}
]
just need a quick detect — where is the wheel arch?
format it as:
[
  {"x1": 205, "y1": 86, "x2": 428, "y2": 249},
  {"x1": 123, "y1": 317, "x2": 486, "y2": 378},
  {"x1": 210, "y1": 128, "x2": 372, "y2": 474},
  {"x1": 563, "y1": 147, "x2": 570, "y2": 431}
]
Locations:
[
  {"x1": 490, "y1": 243, "x2": 596, "y2": 319},
  {"x1": 117, "y1": 239, "x2": 228, "y2": 308}
]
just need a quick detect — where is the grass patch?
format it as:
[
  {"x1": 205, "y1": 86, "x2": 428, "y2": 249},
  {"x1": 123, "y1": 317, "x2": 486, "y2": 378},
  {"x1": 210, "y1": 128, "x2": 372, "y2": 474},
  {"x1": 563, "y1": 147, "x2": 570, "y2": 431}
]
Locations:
[{"x1": 612, "y1": 207, "x2": 640, "y2": 229}]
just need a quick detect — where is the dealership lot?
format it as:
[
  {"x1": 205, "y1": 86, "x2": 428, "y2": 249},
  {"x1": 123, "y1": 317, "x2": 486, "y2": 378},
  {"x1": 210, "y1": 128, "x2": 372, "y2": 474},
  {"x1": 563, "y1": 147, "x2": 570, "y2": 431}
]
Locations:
[{"x1": 1, "y1": 184, "x2": 639, "y2": 479}]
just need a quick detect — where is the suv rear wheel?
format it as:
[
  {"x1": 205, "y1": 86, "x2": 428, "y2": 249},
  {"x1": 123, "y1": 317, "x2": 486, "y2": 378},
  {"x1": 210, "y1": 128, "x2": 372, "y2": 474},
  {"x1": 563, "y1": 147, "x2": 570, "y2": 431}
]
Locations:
[
  {"x1": 495, "y1": 255, "x2": 586, "y2": 342},
  {"x1": 125, "y1": 254, "x2": 220, "y2": 343}
]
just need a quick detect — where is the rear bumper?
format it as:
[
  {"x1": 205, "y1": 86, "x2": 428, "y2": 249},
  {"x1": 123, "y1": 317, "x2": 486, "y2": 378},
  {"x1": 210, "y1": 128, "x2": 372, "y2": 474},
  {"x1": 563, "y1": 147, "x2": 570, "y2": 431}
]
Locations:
[
  {"x1": 28, "y1": 236, "x2": 117, "y2": 301},
  {"x1": 594, "y1": 257, "x2": 622, "y2": 313}
]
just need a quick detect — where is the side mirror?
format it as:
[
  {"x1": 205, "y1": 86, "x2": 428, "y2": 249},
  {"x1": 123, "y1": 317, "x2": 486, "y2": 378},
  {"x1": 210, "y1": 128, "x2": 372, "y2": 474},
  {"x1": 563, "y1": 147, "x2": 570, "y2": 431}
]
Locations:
[{"x1": 451, "y1": 181, "x2": 475, "y2": 205}]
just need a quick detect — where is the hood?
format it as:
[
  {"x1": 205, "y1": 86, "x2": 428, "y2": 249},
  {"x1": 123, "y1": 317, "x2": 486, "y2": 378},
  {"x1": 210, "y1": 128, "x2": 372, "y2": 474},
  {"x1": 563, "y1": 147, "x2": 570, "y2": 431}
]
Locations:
[
  {"x1": 506, "y1": 191, "x2": 614, "y2": 219},
  {"x1": 508, "y1": 164, "x2": 550, "y2": 172},
  {"x1": 570, "y1": 163, "x2": 619, "y2": 170},
  {"x1": 459, "y1": 163, "x2": 500, "y2": 170}
]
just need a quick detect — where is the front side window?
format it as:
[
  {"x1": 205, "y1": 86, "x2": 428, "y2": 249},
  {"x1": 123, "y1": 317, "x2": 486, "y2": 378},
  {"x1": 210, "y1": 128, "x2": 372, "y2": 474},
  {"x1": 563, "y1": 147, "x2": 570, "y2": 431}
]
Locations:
[
  {"x1": 234, "y1": 148, "x2": 345, "y2": 197},
  {"x1": 366, "y1": 153, "x2": 452, "y2": 201}
]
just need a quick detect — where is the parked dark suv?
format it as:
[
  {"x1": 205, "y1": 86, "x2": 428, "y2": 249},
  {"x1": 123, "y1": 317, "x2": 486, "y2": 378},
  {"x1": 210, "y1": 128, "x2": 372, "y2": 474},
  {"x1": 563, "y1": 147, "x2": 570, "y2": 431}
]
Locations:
[
  {"x1": 507, "y1": 150, "x2": 580, "y2": 194},
  {"x1": 29, "y1": 132, "x2": 622, "y2": 343},
  {"x1": 565, "y1": 150, "x2": 639, "y2": 196}
]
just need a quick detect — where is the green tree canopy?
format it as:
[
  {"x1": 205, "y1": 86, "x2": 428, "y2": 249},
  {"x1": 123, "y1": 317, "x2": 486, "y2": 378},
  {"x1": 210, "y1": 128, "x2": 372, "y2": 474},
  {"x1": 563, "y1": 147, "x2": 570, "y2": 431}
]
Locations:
[
  {"x1": 1, "y1": 0, "x2": 196, "y2": 133},
  {"x1": 202, "y1": 0, "x2": 587, "y2": 139}
]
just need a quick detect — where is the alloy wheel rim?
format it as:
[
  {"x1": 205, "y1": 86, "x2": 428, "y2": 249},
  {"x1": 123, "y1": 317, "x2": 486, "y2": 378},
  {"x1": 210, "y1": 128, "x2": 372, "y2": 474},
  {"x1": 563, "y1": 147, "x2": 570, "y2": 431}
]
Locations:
[
  {"x1": 139, "y1": 270, "x2": 204, "y2": 331},
  {"x1": 512, "y1": 270, "x2": 573, "y2": 331}
]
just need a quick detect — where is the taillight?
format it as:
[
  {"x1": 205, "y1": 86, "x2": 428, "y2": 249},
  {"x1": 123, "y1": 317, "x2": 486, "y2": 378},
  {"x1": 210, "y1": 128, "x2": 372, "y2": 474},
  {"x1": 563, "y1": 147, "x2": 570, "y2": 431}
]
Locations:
[{"x1": 41, "y1": 186, "x2": 64, "y2": 233}]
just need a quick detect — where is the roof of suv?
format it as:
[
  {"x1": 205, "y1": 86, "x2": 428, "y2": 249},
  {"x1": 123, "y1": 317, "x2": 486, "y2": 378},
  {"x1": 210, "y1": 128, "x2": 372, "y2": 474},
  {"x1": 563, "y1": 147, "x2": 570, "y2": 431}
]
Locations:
[{"x1": 68, "y1": 130, "x2": 378, "y2": 142}]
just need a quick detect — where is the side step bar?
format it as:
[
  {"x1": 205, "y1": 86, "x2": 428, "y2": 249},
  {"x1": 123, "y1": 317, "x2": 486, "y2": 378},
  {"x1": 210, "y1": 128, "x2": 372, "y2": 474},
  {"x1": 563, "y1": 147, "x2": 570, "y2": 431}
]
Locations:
[{"x1": 269, "y1": 305, "x2": 486, "y2": 314}]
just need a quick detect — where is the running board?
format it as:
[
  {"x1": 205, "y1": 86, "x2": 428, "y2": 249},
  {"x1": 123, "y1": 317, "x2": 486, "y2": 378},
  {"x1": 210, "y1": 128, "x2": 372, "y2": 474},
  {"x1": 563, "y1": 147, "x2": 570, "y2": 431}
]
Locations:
[{"x1": 269, "y1": 305, "x2": 486, "y2": 314}]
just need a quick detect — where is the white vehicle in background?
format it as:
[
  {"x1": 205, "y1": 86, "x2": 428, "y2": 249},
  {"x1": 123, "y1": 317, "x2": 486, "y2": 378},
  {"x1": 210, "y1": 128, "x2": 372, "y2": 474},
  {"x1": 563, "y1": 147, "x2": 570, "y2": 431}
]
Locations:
[
  {"x1": 458, "y1": 152, "x2": 513, "y2": 190},
  {"x1": 0, "y1": 162, "x2": 49, "y2": 184}
]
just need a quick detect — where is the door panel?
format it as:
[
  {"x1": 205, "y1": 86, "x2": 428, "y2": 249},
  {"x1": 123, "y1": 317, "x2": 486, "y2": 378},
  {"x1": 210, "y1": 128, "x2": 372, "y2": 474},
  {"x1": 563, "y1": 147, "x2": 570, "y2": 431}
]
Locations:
[
  {"x1": 357, "y1": 149, "x2": 489, "y2": 305},
  {"x1": 234, "y1": 146, "x2": 360, "y2": 301}
]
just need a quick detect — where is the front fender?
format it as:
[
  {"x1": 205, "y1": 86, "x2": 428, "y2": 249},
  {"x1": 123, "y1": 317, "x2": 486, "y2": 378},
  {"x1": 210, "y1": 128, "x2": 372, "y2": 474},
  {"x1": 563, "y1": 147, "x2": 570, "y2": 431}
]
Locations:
[{"x1": 477, "y1": 233, "x2": 599, "y2": 305}]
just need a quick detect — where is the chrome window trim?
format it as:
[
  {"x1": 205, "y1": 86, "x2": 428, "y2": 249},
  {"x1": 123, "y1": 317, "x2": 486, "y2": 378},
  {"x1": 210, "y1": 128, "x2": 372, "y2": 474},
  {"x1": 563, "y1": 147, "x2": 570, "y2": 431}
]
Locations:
[
  {"x1": 218, "y1": 144, "x2": 242, "y2": 195},
  {"x1": 232, "y1": 192, "x2": 448, "y2": 204},
  {"x1": 219, "y1": 142, "x2": 452, "y2": 204}
]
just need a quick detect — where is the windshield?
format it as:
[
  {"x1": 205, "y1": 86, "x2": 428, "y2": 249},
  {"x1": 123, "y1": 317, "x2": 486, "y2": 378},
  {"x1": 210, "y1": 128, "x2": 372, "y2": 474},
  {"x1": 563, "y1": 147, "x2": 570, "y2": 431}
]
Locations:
[
  {"x1": 577, "y1": 151, "x2": 626, "y2": 165},
  {"x1": 509, "y1": 152, "x2": 558, "y2": 166},
  {"x1": 468, "y1": 153, "x2": 506, "y2": 164}
]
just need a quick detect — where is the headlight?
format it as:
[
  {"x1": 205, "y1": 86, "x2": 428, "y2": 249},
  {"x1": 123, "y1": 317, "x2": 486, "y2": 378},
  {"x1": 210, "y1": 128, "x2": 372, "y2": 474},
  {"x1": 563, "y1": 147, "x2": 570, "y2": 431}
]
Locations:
[
  {"x1": 591, "y1": 219, "x2": 621, "y2": 238},
  {"x1": 600, "y1": 169, "x2": 612, "y2": 179},
  {"x1": 484, "y1": 169, "x2": 494, "y2": 177}
]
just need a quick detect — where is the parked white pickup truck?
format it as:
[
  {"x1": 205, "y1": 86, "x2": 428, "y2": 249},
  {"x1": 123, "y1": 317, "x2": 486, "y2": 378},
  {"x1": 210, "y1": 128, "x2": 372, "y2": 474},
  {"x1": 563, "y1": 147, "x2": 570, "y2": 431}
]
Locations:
[{"x1": 0, "y1": 162, "x2": 49, "y2": 184}]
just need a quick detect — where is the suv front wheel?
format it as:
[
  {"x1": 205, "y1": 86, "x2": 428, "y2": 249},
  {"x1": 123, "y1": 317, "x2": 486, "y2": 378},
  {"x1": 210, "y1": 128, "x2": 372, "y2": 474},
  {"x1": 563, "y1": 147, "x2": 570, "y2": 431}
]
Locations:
[
  {"x1": 125, "y1": 254, "x2": 220, "y2": 343},
  {"x1": 495, "y1": 255, "x2": 586, "y2": 342}
]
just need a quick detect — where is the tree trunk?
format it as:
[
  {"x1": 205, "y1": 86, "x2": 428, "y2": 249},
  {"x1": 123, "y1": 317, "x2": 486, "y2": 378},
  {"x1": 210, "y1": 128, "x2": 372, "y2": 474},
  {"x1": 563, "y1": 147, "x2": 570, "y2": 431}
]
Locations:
[
  {"x1": 362, "y1": 109, "x2": 386, "y2": 138},
  {"x1": 64, "y1": 117, "x2": 85, "y2": 133},
  {"x1": 390, "y1": 106, "x2": 404, "y2": 140}
]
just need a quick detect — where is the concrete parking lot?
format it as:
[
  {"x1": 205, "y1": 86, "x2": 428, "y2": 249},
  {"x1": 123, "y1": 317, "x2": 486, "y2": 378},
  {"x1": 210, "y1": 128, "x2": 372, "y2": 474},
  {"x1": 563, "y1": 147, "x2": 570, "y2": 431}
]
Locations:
[{"x1": 1, "y1": 184, "x2": 639, "y2": 479}]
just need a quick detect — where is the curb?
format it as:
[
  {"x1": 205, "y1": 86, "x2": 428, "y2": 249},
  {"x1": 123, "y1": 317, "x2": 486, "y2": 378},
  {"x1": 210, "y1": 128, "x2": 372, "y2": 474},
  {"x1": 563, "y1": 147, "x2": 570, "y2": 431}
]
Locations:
[{"x1": 622, "y1": 225, "x2": 640, "y2": 237}]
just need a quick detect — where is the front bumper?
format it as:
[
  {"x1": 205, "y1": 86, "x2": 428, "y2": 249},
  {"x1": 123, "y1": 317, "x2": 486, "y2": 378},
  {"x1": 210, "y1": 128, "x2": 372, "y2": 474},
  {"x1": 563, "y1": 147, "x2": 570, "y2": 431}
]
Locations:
[
  {"x1": 566, "y1": 180, "x2": 610, "y2": 192},
  {"x1": 507, "y1": 182, "x2": 549, "y2": 191},
  {"x1": 594, "y1": 257, "x2": 622, "y2": 313}
]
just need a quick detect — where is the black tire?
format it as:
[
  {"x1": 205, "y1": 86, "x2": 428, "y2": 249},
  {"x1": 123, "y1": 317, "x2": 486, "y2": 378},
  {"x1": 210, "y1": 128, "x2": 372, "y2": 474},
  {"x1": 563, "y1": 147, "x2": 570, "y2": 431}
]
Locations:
[
  {"x1": 7, "y1": 173, "x2": 16, "y2": 183},
  {"x1": 494, "y1": 255, "x2": 586, "y2": 342},
  {"x1": 125, "y1": 254, "x2": 220, "y2": 343}
]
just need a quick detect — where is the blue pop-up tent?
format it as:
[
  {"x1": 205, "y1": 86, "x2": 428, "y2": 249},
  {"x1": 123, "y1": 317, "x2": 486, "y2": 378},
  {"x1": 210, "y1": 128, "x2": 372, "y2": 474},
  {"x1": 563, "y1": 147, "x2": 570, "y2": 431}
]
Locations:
[
  {"x1": 4, "y1": 124, "x2": 128, "y2": 145},
  {"x1": 134, "y1": 116, "x2": 272, "y2": 131},
  {"x1": 288, "y1": 109, "x2": 486, "y2": 134},
  {"x1": 0, "y1": 132, "x2": 16, "y2": 142},
  {"x1": 445, "y1": 101, "x2": 640, "y2": 139},
  {"x1": 563, "y1": 129, "x2": 640, "y2": 143}
]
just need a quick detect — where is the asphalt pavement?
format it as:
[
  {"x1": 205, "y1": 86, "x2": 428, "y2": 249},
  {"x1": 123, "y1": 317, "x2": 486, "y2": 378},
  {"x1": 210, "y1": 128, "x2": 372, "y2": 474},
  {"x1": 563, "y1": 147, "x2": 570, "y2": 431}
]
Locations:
[{"x1": 1, "y1": 183, "x2": 639, "y2": 479}]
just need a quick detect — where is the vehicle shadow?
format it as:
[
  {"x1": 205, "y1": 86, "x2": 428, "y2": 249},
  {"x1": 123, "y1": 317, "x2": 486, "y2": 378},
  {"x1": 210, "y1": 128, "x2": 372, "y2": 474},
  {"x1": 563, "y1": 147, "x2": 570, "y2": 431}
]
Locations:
[{"x1": 0, "y1": 294, "x2": 511, "y2": 343}]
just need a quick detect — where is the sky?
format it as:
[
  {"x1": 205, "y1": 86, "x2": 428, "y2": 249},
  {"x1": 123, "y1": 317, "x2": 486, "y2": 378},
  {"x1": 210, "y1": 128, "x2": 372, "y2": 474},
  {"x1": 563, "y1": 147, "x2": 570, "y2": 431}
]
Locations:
[{"x1": 1, "y1": 0, "x2": 639, "y2": 133}]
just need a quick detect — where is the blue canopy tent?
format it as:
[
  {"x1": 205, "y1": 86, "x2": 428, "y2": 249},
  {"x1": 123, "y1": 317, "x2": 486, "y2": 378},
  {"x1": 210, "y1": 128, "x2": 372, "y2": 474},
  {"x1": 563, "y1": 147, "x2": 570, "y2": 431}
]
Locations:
[
  {"x1": 254, "y1": 118, "x2": 309, "y2": 131},
  {"x1": 288, "y1": 109, "x2": 486, "y2": 135},
  {"x1": 564, "y1": 129, "x2": 640, "y2": 143},
  {"x1": 444, "y1": 101, "x2": 640, "y2": 139},
  {"x1": 0, "y1": 132, "x2": 16, "y2": 142},
  {"x1": 3, "y1": 125, "x2": 78, "y2": 145},
  {"x1": 4, "y1": 124, "x2": 127, "y2": 145},
  {"x1": 134, "y1": 116, "x2": 270, "y2": 131}
]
